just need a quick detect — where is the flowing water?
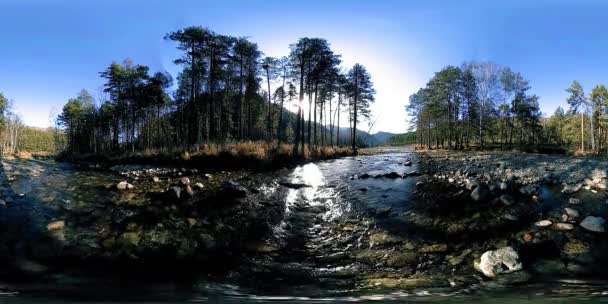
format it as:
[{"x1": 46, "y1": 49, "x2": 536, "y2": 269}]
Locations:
[{"x1": 1, "y1": 150, "x2": 608, "y2": 303}]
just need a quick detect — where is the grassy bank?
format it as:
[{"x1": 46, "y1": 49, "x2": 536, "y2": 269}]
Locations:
[{"x1": 57, "y1": 142, "x2": 355, "y2": 171}]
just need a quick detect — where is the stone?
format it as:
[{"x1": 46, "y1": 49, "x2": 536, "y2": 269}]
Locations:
[
  {"x1": 369, "y1": 232, "x2": 402, "y2": 246},
  {"x1": 447, "y1": 249, "x2": 472, "y2": 266},
  {"x1": 499, "y1": 182, "x2": 509, "y2": 191},
  {"x1": 179, "y1": 177, "x2": 190, "y2": 186},
  {"x1": 519, "y1": 184, "x2": 539, "y2": 196},
  {"x1": 565, "y1": 208, "x2": 580, "y2": 219},
  {"x1": 385, "y1": 251, "x2": 418, "y2": 267},
  {"x1": 220, "y1": 181, "x2": 247, "y2": 198},
  {"x1": 471, "y1": 184, "x2": 490, "y2": 202},
  {"x1": 580, "y1": 216, "x2": 606, "y2": 233},
  {"x1": 499, "y1": 194, "x2": 515, "y2": 206},
  {"x1": 562, "y1": 183, "x2": 582, "y2": 194},
  {"x1": 535, "y1": 220, "x2": 553, "y2": 227},
  {"x1": 419, "y1": 243, "x2": 448, "y2": 253},
  {"x1": 186, "y1": 218, "x2": 197, "y2": 228},
  {"x1": 46, "y1": 220, "x2": 65, "y2": 231},
  {"x1": 474, "y1": 247, "x2": 523, "y2": 278},
  {"x1": 194, "y1": 183, "x2": 204, "y2": 190},
  {"x1": 553, "y1": 223, "x2": 574, "y2": 231},
  {"x1": 152, "y1": 176, "x2": 160, "y2": 183},
  {"x1": 116, "y1": 181, "x2": 133, "y2": 190},
  {"x1": 568, "y1": 198, "x2": 581, "y2": 205},
  {"x1": 383, "y1": 172, "x2": 402, "y2": 179},
  {"x1": 403, "y1": 160, "x2": 413, "y2": 166}
]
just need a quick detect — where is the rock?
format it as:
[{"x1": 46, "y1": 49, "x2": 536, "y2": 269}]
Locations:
[
  {"x1": 580, "y1": 216, "x2": 606, "y2": 233},
  {"x1": 168, "y1": 186, "x2": 181, "y2": 199},
  {"x1": 531, "y1": 259, "x2": 566, "y2": 275},
  {"x1": 220, "y1": 181, "x2": 247, "y2": 198},
  {"x1": 499, "y1": 182, "x2": 509, "y2": 191},
  {"x1": 503, "y1": 214, "x2": 519, "y2": 221},
  {"x1": 568, "y1": 198, "x2": 581, "y2": 205},
  {"x1": 279, "y1": 182, "x2": 312, "y2": 189},
  {"x1": 194, "y1": 183, "x2": 204, "y2": 190},
  {"x1": 470, "y1": 184, "x2": 490, "y2": 202},
  {"x1": 535, "y1": 220, "x2": 553, "y2": 227},
  {"x1": 553, "y1": 223, "x2": 574, "y2": 231},
  {"x1": 385, "y1": 251, "x2": 418, "y2": 267},
  {"x1": 116, "y1": 181, "x2": 133, "y2": 190},
  {"x1": 403, "y1": 160, "x2": 413, "y2": 166},
  {"x1": 383, "y1": 172, "x2": 402, "y2": 179},
  {"x1": 359, "y1": 173, "x2": 371, "y2": 179},
  {"x1": 475, "y1": 247, "x2": 522, "y2": 278},
  {"x1": 519, "y1": 184, "x2": 539, "y2": 196},
  {"x1": 419, "y1": 243, "x2": 448, "y2": 253},
  {"x1": 565, "y1": 208, "x2": 580, "y2": 219},
  {"x1": 523, "y1": 232, "x2": 534, "y2": 242},
  {"x1": 562, "y1": 183, "x2": 582, "y2": 194},
  {"x1": 186, "y1": 218, "x2": 197, "y2": 228},
  {"x1": 152, "y1": 176, "x2": 160, "y2": 183},
  {"x1": 495, "y1": 271, "x2": 532, "y2": 285},
  {"x1": 47, "y1": 220, "x2": 65, "y2": 231},
  {"x1": 369, "y1": 232, "x2": 402, "y2": 246},
  {"x1": 179, "y1": 177, "x2": 190, "y2": 186},
  {"x1": 499, "y1": 194, "x2": 515, "y2": 206},
  {"x1": 447, "y1": 249, "x2": 472, "y2": 266},
  {"x1": 466, "y1": 179, "x2": 480, "y2": 190}
]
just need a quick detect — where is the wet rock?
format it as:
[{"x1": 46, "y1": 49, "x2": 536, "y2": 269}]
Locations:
[
  {"x1": 499, "y1": 182, "x2": 509, "y2": 191},
  {"x1": 470, "y1": 184, "x2": 490, "y2": 202},
  {"x1": 383, "y1": 172, "x2": 402, "y2": 179},
  {"x1": 419, "y1": 243, "x2": 448, "y2": 253},
  {"x1": 385, "y1": 251, "x2": 418, "y2": 267},
  {"x1": 562, "y1": 183, "x2": 582, "y2": 194},
  {"x1": 474, "y1": 247, "x2": 522, "y2": 278},
  {"x1": 403, "y1": 160, "x2": 413, "y2": 166},
  {"x1": 447, "y1": 249, "x2": 472, "y2": 266},
  {"x1": 553, "y1": 223, "x2": 574, "y2": 231},
  {"x1": 568, "y1": 198, "x2": 581, "y2": 205},
  {"x1": 47, "y1": 220, "x2": 65, "y2": 231},
  {"x1": 580, "y1": 216, "x2": 606, "y2": 233},
  {"x1": 359, "y1": 173, "x2": 371, "y2": 179},
  {"x1": 499, "y1": 194, "x2": 515, "y2": 206},
  {"x1": 152, "y1": 176, "x2": 160, "y2": 183},
  {"x1": 494, "y1": 271, "x2": 532, "y2": 285},
  {"x1": 531, "y1": 259, "x2": 566, "y2": 275},
  {"x1": 565, "y1": 207, "x2": 580, "y2": 219},
  {"x1": 519, "y1": 184, "x2": 539, "y2": 196},
  {"x1": 186, "y1": 218, "x2": 197, "y2": 228},
  {"x1": 366, "y1": 276, "x2": 450, "y2": 289},
  {"x1": 369, "y1": 232, "x2": 403, "y2": 246},
  {"x1": 220, "y1": 181, "x2": 247, "y2": 198},
  {"x1": 535, "y1": 220, "x2": 553, "y2": 227},
  {"x1": 279, "y1": 182, "x2": 312, "y2": 189},
  {"x1": 116, "y1": 181, "x2": 134, "y2": 190}
]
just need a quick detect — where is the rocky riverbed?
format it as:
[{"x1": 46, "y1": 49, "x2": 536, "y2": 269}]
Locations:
[{"x1": 1, "y1": 150, "x2": 608, "y2": 302}]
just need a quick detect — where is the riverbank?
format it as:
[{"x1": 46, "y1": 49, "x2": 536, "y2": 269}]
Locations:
[
  {"x1": 57, "y1": 142, "x2": 355, "y2": 171},
  {"x1": 411, "y1": 150, "x2": 608, "y2": 280}
]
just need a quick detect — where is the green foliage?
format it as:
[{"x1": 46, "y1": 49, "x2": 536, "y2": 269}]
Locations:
[{"x1": 17, "y1": 127, "x2": 57, "y2": 152}]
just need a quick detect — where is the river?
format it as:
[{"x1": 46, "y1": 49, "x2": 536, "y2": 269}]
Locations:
[{"x1": 1, "y1": 149, "x2": 608, "y2": 303}]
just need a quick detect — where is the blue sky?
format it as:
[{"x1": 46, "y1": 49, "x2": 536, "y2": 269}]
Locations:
[{"x1": 1, "y1": 0, "x2": 608, "y2": 133}]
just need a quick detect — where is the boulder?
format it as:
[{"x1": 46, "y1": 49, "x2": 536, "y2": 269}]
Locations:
[
  {"x1": 565, "y1": 208, "x2": 580, "y2": 219},
  {"x1": 535, "y1": 220, "x2": 553, "y2": 227},
  {"x1": 383, "y1": 172, "x2": 402, "y2": 179},
  {"x1": 580, "y1": 216, "x2": 606, "y2": 233},
  {"x1": 475, "y1": 247, "x2": 523, "y2": 278},
  {"x1": 562, "y1": 183, "x2": 582, "y2": 194},
  {"x1": 116, "y1": 181, "x2": 133, "y2": 190},
  {"x1": 47, "y1": 220, "x2": 65, "y2": 231},
  {"x1": 553, "y1": 223, "x2": 574, "y2": 231},
  {"x1": 179, "y1": 177, "x2": 190, "y2": 186},
  {"x1": 220, "y1": 181, "x2": 247, "y2": 198}
]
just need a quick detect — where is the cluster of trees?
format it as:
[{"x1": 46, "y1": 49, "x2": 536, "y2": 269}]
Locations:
[
  {"x1": 407, "y1": 62, "x2": 542, "y2": 149},
  {"x1": 58, "y1": 26, "x2": 376, "y2": 156},
  {"x1": 544, "y1": 81, "x2": 608, "y2": 154}
]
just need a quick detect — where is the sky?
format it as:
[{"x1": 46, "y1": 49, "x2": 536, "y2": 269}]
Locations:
[{"x1": 1, "y1": 0, "x2": 608, "y2": 133}]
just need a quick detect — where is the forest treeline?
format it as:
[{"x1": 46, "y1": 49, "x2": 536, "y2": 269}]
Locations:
[
  {"x1": 406, "y1": 62, "x2": 608, "y2": 154},
  {"x1": 56, "y1": 26, "x2": 375, "y2": 158}
]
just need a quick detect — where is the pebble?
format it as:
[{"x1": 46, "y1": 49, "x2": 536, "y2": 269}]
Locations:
[{"x1": 535, "y1": 220, "x2": 553, "y2": 227}]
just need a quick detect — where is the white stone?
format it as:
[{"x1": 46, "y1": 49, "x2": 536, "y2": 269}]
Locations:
[
  {"x1": 475, "y1": 247, "x2": 522, "y2": 278},
  {"x1": 535, "y1": 220, "x2": 553, "y2": 227},
  {"x1": 580, "y1": 216, "x2": 606, "y2": 233}
]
